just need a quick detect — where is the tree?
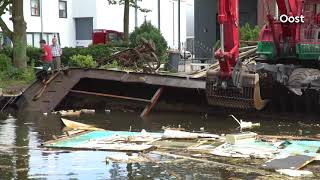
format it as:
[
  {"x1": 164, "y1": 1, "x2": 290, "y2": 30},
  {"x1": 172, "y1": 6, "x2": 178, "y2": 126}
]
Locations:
[
  {"x1": 107, "y1": 0, "x2": 150, "y2": 43},
  {"x1": 0, "y1": 0, "x2": 27, "y2": 69},
  {"x1": 130, "y1": 21, "x2": 167, "y2": 58}
]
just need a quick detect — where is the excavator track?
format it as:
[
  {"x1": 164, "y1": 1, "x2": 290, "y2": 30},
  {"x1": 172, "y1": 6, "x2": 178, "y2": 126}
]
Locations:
[{"x1": 206, "y1": 70, "x2": 268, "y2": 110}]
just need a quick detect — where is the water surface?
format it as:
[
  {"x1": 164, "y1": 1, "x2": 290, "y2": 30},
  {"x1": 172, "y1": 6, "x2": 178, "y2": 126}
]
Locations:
[{"x1": 0, "y1": 110, "x2": 319, "y2": 179}]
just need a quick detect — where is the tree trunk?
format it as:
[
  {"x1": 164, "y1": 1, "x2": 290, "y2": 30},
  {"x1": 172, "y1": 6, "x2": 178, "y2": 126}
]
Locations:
[
  {"x1": 123, "y1": 0, "x2": 130, "y2": 43},
  {"x1": 12, "y1": 0, "x2": 27, "y2": 69}
]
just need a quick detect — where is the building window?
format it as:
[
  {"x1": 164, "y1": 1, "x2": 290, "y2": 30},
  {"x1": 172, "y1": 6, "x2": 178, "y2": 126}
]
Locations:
[
  {"x1": 31, "y1": 0, "x2": 40, "y2": 16},
  {"x1": 59, "y1": 1, "x2": 67, "y2": 18},
  {"x1": 26, "y1": 33, "x2": 60, "y2": 47}
]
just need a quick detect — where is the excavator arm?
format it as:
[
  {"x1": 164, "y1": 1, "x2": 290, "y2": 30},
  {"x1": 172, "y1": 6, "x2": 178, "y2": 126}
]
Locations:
[
  {"x1": 214, "y1": 0, "x2": 240, "y2": 79},
  {"x1": 207, "y1": 0, "x2": 268, "y2": 110},
  {"x1": 207, "y1": 0, "x2": 320, "y2": 110}
]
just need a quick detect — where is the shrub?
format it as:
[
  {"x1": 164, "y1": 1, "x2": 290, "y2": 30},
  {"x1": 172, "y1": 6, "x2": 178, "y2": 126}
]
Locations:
[
  {"x1": 130, "y1": 21, "x2": 168, "y2": 60},
  {"x1": 27, "y1": 46, "x2": 42, "y2": 62},
  {"x1": 0, "y1": 47, "x2": 13, "y2": 59},
  {"x1": 100, "y1": 60, "x2": 119, "y2": 70},
  {"x1": 0, "y1": 53, "x2": 12, "y2": 71},
  {"x1": 240, "y1": 23, "x2": 260, "y2": 41},
  {"x1": 61, "y1": 44, "x2": 129, "y2": 65},
  {"x1": 0, "y1": 46, "x2": 42, "y2": 65},
  {"x1": 61, "y1": 47, "x2": 80, "y2": 65},
  {"x1": 69, "y1": 54, "x2": 97, "y2": 68}
]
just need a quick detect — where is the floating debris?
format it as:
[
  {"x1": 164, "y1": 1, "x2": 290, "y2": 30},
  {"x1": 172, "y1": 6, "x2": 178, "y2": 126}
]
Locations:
[
  {"x1": 80, "y1": 109, "x2": 95, "y2": 114},
  {"x1": 276, "y1": 169, "x2": 313, "y2": 177},
  {"x1": 229, "y1": 115, "x2": 260, "y2": 130},
  {"x1": 262, "y1": 155, "x2": 315, "y2": 170},
  {"x1": 162, "y1": 129, "x2": 220, "y2": 139},
  {"x1": 61, "y1": 118, "x2": 104, "y2": 131},
  {"x1": 225, "y1": 132, "x2": 257, "y2": 144},
  {"x1": 59, "y1": 110, "x2": 81, "y2": 117},
  {"x1": 106, "y1": 153, "x2": 151, "y2": 163}
]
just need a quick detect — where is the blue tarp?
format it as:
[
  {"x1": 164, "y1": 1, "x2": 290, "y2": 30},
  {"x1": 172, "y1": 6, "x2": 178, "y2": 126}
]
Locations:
[
  {"x1": 279, "y1": 140, "x2": 320, "y2": 157},
  {"x1": 45, "y1": 131, "x2": 162, "y2": 148}
]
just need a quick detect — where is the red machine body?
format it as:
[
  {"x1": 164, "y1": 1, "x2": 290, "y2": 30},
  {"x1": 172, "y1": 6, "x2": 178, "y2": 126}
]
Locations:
[
  {"x1": 208, "y1": 0, "x2": 320, "y2": 110},
  {"x1": 92, "y1": 29, "x2": 124, "y2": 45},
  {"x1": 214, "y1": 0, "x2": 307, "y2": 78},
  {"x1": 214, "y1": 0, "x2": 240, "y2": 79}
]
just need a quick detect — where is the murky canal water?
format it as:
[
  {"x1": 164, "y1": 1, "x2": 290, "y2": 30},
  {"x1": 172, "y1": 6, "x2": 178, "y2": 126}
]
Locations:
[{"x1": 0, "y1": 110, "x2": 319, "y2": 179}]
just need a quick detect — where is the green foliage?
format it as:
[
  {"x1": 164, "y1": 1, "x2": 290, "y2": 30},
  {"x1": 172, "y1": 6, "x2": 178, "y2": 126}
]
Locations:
[
  {"x1": 130, "y1": 21, "x2": 168, "y2": 60},
  {"x1": 0, "y1": 47, "x2": 13, "y2": 59},
  {"x1": 0, "y1": 53, "x2": 35, "y2": 83},
  {"x1": 0, "y1": 46, "x2": 42, "y2": 65},
  {"x1": 240, "y1": 23, "x2": 260, "y2": 41},
  {"x1": 100, "y1": 60, "x2": 119, "y2": 69},
  {"x1": 107, "y1": 0, "x2": 150, "y2": 12},
  {"x1": 61, "y1": 44, "x2": 129, "y2": 65},
  {"x1": 0, "y1": 53, "x2": 12, "y2": 71},
  {"x1": 4, "y1": 67, "x2": 34, "y2": 81},
  {"x1": 26, "y1": 46, "x2": 42, "y2": 62},
  {"x1": 69, "y1": 54, "x2": 97, "y2": 68}
]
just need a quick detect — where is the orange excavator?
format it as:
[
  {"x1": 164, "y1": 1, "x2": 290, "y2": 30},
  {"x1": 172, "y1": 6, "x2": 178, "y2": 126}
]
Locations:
[{"x1": 206, "y1": 0, "x2": 320, "y2": 110}]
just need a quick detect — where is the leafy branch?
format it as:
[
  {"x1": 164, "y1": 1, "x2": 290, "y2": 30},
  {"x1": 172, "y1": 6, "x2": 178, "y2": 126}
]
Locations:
[
  {"x1": 0, "y1": 0, "x2": 13, "y2": 39},
  {"x1": 107, "y1": 0, "x2": 151, "y2": 13}
]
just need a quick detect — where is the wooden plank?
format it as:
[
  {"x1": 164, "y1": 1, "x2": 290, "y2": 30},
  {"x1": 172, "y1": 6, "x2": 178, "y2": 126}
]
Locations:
[
  {"x1": 258, "y1": 135, "x2": 320, "y2": 141},
  {"x1": 262, "y1": 155, "x2": 315, "y2": 170},
  {"x1": 32, "y1": 72, "x2": 61, "y2": 101},
  {"x1": 70, "y1": 90, "x2": 151, "y2": 103},
  {"x1": 140, "y1": 87, "x2": 164, "y2": 117},
  {"x1": 61, "y1": 118, "x2": 104, "y2": 131}
]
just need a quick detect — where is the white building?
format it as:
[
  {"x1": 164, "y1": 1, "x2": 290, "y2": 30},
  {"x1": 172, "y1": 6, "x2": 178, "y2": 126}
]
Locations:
[{"x1": 1, "y1": 0, "x2": 191, "y2": 49}]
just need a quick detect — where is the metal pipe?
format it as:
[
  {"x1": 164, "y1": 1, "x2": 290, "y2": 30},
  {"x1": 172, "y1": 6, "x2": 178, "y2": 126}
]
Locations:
[
  {"x1": 135, "y1": 0, "x2": 138, "y2": 27},
  {"x1": 220, "y1": 24, "x2": 224, "y2": 52},
  {"x1": 173, "y1": 1, "x2": 175, "y2": 47},
  {"x1": 40, "y1": 0, "x2": 43, "y2": 39},
  {"x1": 158, "y1": 0, "x2": 160, "y2": 30},
  {"x1": 178, "y1": 0, "x2": 181, "y2": 51}
]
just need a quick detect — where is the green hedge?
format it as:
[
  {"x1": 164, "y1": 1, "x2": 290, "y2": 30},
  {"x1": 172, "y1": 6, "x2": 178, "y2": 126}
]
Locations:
[
  {"x1": 0, "y1": 46, "x2": 42, "y2": 66},
  {"x1": 62, "y1": 44, "x2": 129, "y2": 66},
  {"x1": 0, "y1": 44, "x2": 129, "y2": 67},
  {"x1": 0, "y1": 53, "x2": 12, "y2": 71},
  {"x1": 0, "y1": 53, "x2": 35, "y2": 82},
  {"x1": 69, "y1": 54, "x2": 97, "y2": 68}
]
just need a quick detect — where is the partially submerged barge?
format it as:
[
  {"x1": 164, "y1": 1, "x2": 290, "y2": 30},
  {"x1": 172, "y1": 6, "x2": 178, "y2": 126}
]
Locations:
[
  {"x1": 15, "y1": 68, "x2": 207, "y2": 115},
  {"x1": 1, "y1": 67, "x2": 319, "y2": 114}
]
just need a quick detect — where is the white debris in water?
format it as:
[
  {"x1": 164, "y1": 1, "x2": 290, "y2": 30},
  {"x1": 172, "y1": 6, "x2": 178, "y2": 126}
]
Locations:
[
  {"x1": 229, "y1": 115, "x2": 260, "y2": 130},
  {"x1": 276, "y1": 169, "x2": 313, "y2": 177},
  {"x1": 80, "y1": 109, "x2": 95, "y2": 114}
]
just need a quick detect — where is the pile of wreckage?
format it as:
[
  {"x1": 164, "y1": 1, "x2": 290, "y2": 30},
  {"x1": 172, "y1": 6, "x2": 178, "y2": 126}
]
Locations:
[{"x1": 43, "y1": 118, "x2": 320, "y2": 178}]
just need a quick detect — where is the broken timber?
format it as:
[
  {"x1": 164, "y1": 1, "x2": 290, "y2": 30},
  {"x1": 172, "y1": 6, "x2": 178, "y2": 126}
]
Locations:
[
  {"x1": 18, "y1": 68, "x2": 205, "y2": 112},
  {"x1": 140, "y1": 87, "x2": 164, "y2": 117},
  {"x1": 70, "y1": 90, "x2": 151, "y2": 103}
]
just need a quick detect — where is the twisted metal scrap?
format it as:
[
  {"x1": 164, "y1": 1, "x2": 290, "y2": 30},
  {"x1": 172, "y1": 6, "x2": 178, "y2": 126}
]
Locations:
[{"x1": 110, "y1": 38, "x2": 160, "y2": 73}]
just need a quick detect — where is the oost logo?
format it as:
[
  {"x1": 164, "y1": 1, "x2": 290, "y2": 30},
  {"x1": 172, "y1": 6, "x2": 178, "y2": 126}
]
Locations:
[{"x1": 280, "y1": 15, "x2": 305, "y2": 23}]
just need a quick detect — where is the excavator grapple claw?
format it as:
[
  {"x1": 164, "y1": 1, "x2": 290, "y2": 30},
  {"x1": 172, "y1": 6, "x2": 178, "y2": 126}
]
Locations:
[{"x1": 206, "y1": 69, "x2": 268, "y2": 110}]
